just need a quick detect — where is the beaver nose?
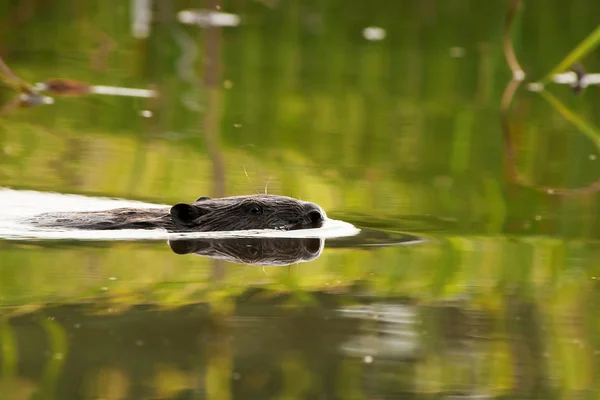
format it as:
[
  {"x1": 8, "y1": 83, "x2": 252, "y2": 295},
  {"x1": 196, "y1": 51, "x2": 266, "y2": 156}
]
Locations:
[
  {"x1": 304, "y1": 203, "x2": 325, "y2": 224},
  {"x1": 308, "y1": 210, "x2": 323, "y2": 223},
  {"x1": 305, "y1": 238, "x2": 323, "y2": 255}
]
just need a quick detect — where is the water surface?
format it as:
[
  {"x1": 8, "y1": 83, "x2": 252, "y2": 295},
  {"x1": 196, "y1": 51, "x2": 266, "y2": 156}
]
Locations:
[{"x1": 1, "y1": 0, "x2": 600, "y2": 399}]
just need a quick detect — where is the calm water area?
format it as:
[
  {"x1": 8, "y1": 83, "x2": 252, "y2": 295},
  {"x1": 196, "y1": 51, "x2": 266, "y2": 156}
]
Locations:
[{"x1": 1, "y1": 0, "x2": 600, "y2": 399}]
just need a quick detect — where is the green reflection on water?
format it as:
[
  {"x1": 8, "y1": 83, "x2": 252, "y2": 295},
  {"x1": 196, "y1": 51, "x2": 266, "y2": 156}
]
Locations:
[{"x1": 2, "y1": 0, "x2": 600, "y2": 398}]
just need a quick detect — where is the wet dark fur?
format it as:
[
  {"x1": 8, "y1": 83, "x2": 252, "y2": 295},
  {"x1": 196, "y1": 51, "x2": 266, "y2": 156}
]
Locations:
[
  {"x1": 169, "y1": 237, "x2": 323, "y2": 266},
  {"x1": 28, "y1": 194, "x2": 326, "y2": 232}
]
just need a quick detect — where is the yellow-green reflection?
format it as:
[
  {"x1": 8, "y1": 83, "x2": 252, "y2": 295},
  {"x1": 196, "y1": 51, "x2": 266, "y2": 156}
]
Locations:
[{"x1": 2, "y1": 0, "x2": 600, "y2": 399}]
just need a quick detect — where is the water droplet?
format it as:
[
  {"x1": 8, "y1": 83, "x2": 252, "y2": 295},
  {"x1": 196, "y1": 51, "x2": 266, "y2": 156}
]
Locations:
[
  {"x1": 527, "y1": 82, "x2": 544, "y2": 92},
  {"x1": 362, "y1": 27, "x2": 386, "y2": 41},
  {"x1": 513, "y1": 70, "x2": 526, "y2": 81}
]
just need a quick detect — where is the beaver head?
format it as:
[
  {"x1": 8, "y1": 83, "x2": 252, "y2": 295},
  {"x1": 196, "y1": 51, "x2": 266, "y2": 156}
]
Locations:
[{"x1": 169, "y1": 194, "x2": 326, "y2": 232}]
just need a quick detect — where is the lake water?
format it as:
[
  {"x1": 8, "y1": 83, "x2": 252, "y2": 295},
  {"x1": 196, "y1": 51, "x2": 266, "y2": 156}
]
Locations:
[{"x1": 1, "y1": 0, "x2": 600, "y2": 399}]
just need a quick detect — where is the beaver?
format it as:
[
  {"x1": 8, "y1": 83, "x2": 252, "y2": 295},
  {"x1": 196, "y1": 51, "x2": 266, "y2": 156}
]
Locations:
[
  {"x1": 168, "y1": 237, "x2": 323, "y2": 266},
  {"x1": 28, "y1": 194, "x2": 326, "y2": 232}
]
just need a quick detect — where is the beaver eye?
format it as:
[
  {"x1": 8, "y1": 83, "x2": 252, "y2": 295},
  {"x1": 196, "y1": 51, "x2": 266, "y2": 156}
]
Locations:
[{"x1": 245, "y1": 204, "x2": 263, "y2": 215}]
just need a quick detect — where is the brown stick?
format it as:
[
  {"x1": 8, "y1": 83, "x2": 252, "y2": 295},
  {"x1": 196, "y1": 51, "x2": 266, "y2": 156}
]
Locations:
[{"x1": 503, "y1": 0, "x2": 524, "y2": 78}]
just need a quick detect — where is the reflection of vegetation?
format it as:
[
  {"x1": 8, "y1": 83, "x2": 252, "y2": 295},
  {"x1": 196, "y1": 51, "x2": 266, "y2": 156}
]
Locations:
[
  {"x1": 502, "y1": 0, "x2": 600, "y2": 198},
  {"x1": 501, "y1": 79, "x2": 600, "y2": 196},
  {"x1": 0, "y1": 281, "x2": 598, "y2": 398},
  {"x1": 539, "y1": 90, "x2": 600, "y2": 147},
  {"x1": 1, "y1": 0, "x2": 600, "y2": 236},
  {"x1": 39, "y1": 316, "x2": 68, "y2": 399},
  {"x1": 503, "y1": 0, "x2": 524, "y2": 78},
  {"x1": 1, "y1": 0, "x2": 600, "y2": 397},
  {"x1": 1, "y1": 229, "x2": 599, "y2": 398},
  {"x1": 543, "y1": 25, "x2": 600, "y2": 83}
]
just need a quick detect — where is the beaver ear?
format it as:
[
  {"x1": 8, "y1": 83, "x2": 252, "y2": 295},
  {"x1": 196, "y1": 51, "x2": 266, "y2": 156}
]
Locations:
[
  {"x1": 170, "y1": 203, "x2": 201, "y2": 224},
  {"x1": 195, "y1": 196, "x2": 210, "y2": 202}
]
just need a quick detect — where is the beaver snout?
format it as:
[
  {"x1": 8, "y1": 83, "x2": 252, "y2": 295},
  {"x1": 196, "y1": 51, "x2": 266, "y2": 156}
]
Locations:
[
  {"x1": 304, "y1": 202, "x2": 326, "y2": 226},
  {"x1": 307, "y1": 210, "x2": 323, "y2": 223}
]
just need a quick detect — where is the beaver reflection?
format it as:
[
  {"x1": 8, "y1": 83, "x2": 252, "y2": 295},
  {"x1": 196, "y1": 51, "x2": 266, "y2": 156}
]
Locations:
[{"x1": 168, "y1": 237, "x2": 324, "y2": 266}]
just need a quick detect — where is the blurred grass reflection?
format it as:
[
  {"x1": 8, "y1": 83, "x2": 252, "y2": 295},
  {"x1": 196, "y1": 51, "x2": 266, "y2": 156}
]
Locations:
[
  {"x1": 0, "y1": 235, "x2": 599, "y2": 398},
  {"x1": 2, "y1": 0, "x2": 600, "y2": 399}
]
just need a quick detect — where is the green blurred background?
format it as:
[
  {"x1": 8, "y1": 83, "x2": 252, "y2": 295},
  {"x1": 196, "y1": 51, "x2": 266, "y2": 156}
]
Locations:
[{"x1": 1, "y1": 0, "x2": 600, "y2": 399}]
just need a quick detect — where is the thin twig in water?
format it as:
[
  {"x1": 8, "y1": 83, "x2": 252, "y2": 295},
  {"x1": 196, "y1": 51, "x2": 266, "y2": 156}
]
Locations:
[
  {"x1": 0, "y1": 56, "x2": 22, "y2": 88},
  {"x1": 0, "y1": 96, "x2": 21, "y2": 116},
  {"x1": 0, "y1": 55, "x2": 36, "y2": 93},
  {"x1": 500, "y1": 79, "x2": 600, "y2": 196},
  {"x1": 503, "y1": 0, "x2": 525, "y2": 80},
  {"x1": 500, "y1": 79, "x2": 522, "y2": 183}
]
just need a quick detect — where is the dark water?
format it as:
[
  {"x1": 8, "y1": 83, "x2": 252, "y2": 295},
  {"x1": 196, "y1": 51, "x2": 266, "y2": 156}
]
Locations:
[{"x1": 2, "y1": 0, "x2": 600, "y2": 398}]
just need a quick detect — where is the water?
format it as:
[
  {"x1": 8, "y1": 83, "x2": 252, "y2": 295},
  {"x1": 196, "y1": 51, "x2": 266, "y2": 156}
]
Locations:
[{"x1": 1, "y1": 0, "x2": 600, "y2": 398}]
